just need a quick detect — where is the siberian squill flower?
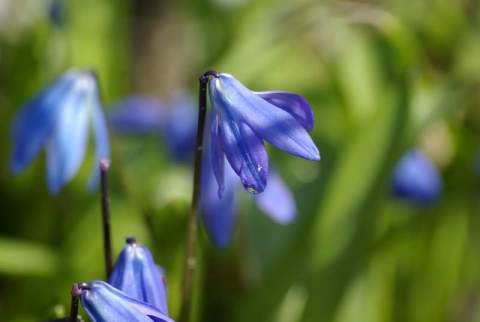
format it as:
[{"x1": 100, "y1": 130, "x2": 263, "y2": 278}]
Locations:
[
  {"x1": 74, "y1": 281, "x2": 174, "y2": 322},
  {"x1": 207, "y1": 72, "x2": 320, "y2": 195},
  {"x1": 10, "y1": 68, "x2": 110, "y2": 194},
  {"x1": 108, "y1": 95, "x2": 298, "y2": 247},
  {"x1": 109, "y1": 237, "x2": 169, "y2": 315},
  {"x1": 392, "y1": 149, "x2": 443, "y2": 205}
]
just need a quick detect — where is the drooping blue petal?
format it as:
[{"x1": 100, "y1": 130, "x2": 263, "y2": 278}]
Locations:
[
  {"x1": 109, "y1": 237, "x2": 169, "y2": 315},
  {"x1": 108, "y1": 96, "x2": 167, "y2": 133},
  {"x1": 200, "y1": 146, "x2": 238, "y2": 248},
  {"x1": 87, "y1": 83, "x2": 111, "y2": 191},
  {"x1": 10, "y1": 71, "x2": 79, "y2": 174},
  {"x1": 164, "y1": 94, "x2": 198, "y2": 161},
  {"x1": 392, "y1": 149, "x2": 443, "y2": 205},
  {"x1": 211, "y1": 112, "x2": 225, "y2": 196},
  {"x1": 79, "y1": 281, "x2": 174, "y2": 322},
  {"x1": 255, "y1": 91, "x2": 315, "y2": 131},
  {"x1": 251, "y1": 169, "x2": 297, "y2": 224},
  {"x1": 45, "y1": 73, "x2": 94, "y2": 194},
  {"x1": 210, "y1": 74, "x2": 320, "y2": 162}
]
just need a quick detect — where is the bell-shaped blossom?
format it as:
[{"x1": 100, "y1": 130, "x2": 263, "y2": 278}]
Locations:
[
  {"x1": 10, "y1": 68, "x2": 110, "y2": 194},
  {"x1": 76, "y1": 281, "x2": 174, "y2": 322},
  {"x1": 392, "y1": 149, "x2": 443, "y2": 205},
  {"x1": 109, "y1": 237, "x2": 169, "y2": 315},
  {"x1": 208, "y1": 73, "x2": 320, "y2": 195},
  {"x1": 200, "y1": 112, "x2": 297, "y2": 247}
]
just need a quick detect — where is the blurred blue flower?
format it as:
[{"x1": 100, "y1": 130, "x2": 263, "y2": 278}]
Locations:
[
  {"x1": 392, "y1": 149, "x2": 443, "y2": 205},
  {"x1": 109, "y1": 237, "x2": 169, "y2": 316},
  {"x1": 208, "y1": 73, "x2": 320, "y2": 195},
  {"x1": 109, "y1": 94, "x2": 197, "y2": 161},
  {"x1": 10, "y1": 69, "x2": 110, "y2": 194},
  {"x1": 76, "y1": 281, "x2": 174, "y2": 322}
]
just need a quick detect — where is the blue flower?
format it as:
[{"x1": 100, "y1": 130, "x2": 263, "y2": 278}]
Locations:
[
  {"x1": 10, "y1": 69, "x2": 110, "y2": 194},
  {"x1": 76, "y1": 281, "x2": 174, "y2": 322},
  {"x1": 109, "y1": 237, "x2": 169, "y2": 316},
  {"x1": 392, "y1": 149, "x2": 443, "y2": 205},
  {"x1": 208, "y1": 73, "x2": 320, "y2": 194}
]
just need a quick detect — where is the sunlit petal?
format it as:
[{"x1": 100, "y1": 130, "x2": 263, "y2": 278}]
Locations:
[
  {"x1": 211, "y1": 74, "x2": 320, "y2": 162},
  {"x1": 256, "y1": 91, "x2": 315, "y2": 131}
]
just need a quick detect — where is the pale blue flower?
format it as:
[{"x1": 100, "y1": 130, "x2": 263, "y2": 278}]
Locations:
[{"x1": 10, "y1": 69, "x2": 110, "y2": 194}]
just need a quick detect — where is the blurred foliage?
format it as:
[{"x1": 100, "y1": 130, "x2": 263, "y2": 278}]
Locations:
[{"x1": 0, "y1": 0, "x2": 480, "y2": 321}]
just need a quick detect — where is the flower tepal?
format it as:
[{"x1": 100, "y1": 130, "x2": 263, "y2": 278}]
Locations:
[
  {"x1": 10, "y1": 68, "x2": 110, "y2": 194},
  {"x1": 76, "y1": 281, "x2": 174, "y2": 322},
  {"x1": 207, "y1": 73, "x2": 320, "y2": 195}
]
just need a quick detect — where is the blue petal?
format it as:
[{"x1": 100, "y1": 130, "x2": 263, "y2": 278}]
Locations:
[
  {"x1": 109, "y1": 96, "x2": 167, "y2": 133},
  {"x1": 392, "y1": 149, "x2": 442, "y2": 205},
  {"x1": 10, "y1": 70, "x2": 79, "y2": 174},
  {"x1": 87, "y1": 82, "x2": 111, "y2": 191},
  {"x1": 255, "y1": 91, "x2": 315, "y2": 131},
  {"x1": 251, "y1": 169, "x2": 297, "y2": 223},
  {"x1": 211, "y1": 74, "x2": 320, "y2": 161},
  {"x1": 200, "y1": 148, "x2": 238, "y2": 248},
  {"x1": 109, "y1": 238, "x2": 169, "y2": 315},
  {"x1": 211, "y1": 112, "x2": 225, "y2": 196},
  {"x1": 80, "y1": 281, "x2": 174, "y2": 322},
  {"x1": 45, "y1": 72, "x2": 95, "y2": 194}
]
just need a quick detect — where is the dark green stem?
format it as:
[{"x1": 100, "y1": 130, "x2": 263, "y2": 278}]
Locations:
[{"x1": 178, "y1": 71, "x2": 218, "y2": 322}]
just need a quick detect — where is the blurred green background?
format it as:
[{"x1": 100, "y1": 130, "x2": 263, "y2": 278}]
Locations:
[{"x1": 1, "y1": 0, "x2": 480, "y2": 321}]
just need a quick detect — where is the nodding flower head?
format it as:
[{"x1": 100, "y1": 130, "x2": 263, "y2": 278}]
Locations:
[
  {"x1": 392, "y1": 149, "x2": 443, "y2": 205},
  {"x1": 75, "y1": 281, "x2": 174, "y2": 322},
  {"x1": 10, "y1": 68, "x2": 110, "y2": 194},
  {"x1": 207, "y1": 73, "x2": 320, "y2": 195},
  {"x1": 108, "y1": 237, "x2": 169, "y2": 315},
  {"x1": 200, "y1": 110, "x2": 298, "y2": 248}
]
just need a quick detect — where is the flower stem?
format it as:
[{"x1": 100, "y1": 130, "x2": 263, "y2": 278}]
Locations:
[
  {"x1": 68, "y1": 283, "x2": 82, "y2": 322},
  {"x1": 179, "y1": 71, "x2": 218, "y2": 322},
  {"x1": 100, "y1": 159, "x2": 113, "y2": 279}
]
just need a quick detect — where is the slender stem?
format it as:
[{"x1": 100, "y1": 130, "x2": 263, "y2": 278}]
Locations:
[
  {"x1": 68, "y1": 284, "x2": 82, "y2": 322},
  {"x1": 179, "y1": 71, "x2": 218, "y2": 322},
  {"x1": 100, "y1": 159, "x2": 113, "y2": 279}
]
